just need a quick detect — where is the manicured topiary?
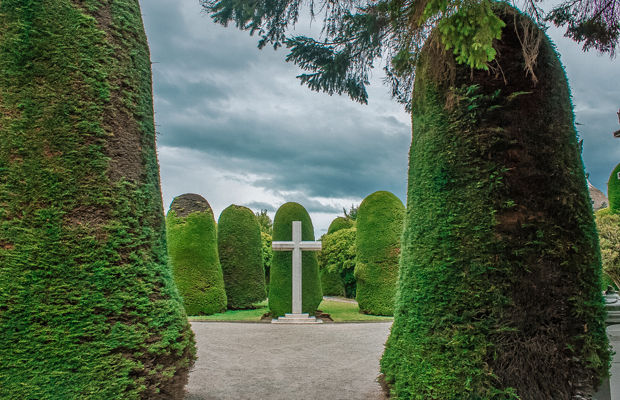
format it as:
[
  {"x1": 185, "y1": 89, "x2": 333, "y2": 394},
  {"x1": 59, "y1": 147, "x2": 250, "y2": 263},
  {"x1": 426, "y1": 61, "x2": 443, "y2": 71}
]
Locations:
[
  {"x1": 354, "y1": 191, "x2": 404, "y2": 316},
  {"x1": 327, "y1": 216, "x2": 354, "y2": 234},
  {"x1": 608, "y1": 163, "x2": 620, "y2": 214},
  {"x1": 381, "y1": 5, "x2": 610, "y2": 399},
  {"x1": 269, "y1": 202, "x2": 323, "y2": 317},
  {"x1": 319, "y1": 263, "x2": 345, "y2": 296},
  {"x1": 166, "y1": 194, "x2": 227, "y2": 316},
  {"x1": 218, "y1": 205, "x2": 266, "y2": 309},
  {"x1": 0, "y1": 2, "x2": 195, "y2": 398}
]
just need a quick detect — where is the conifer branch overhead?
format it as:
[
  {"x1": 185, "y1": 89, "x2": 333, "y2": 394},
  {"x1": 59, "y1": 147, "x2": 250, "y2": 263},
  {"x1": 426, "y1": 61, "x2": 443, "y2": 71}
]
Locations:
[{"x1": 202, "y1": 0, "x2": 619, "y2": 105}]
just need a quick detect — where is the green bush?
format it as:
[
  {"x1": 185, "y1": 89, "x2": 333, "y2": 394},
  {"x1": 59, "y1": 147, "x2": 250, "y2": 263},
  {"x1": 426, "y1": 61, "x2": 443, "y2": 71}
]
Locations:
[
  {"x1": 218, "y1": 205, "x2": 266, "y2": 309},
  {"x1": 354, "y1": 191, "x2": 404, "y2": 316},
  {"x1": 327, "y1": 216, "x2": 354, "y2": 234},
  {"x1": 318, "y1": 227, "x2": 357, "y2": 298},
  {"x1": 381, "y1": 5, "x2": 610, "y2": 399},
  {"x1": 269, "y1": 202, "x2": 323, "y2": 317},
  {"x1": 608, "y1": 163, "x2": 620, "y2": 214},
  {"x1": 0, "y1": 1, "x2": 195, "y2": 398},
  {"x1": 261, "y1": 231, "x2": 273, "y2": 286},
  {"x1": 166, "y1": 194, "x2": 227, "y2": 316}
]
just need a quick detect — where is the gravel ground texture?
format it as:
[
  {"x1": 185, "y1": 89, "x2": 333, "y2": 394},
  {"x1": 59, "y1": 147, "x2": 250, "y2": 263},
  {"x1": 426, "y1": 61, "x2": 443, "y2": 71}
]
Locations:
[{"x1": 185, "y1": 321, "x2": 392, "y2": 400}]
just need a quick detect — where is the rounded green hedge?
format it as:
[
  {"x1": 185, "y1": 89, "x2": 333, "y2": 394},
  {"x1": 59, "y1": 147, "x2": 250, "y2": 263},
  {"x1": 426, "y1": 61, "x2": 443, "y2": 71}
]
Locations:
[
  {"x1": 381, "y1": 5, "x2": 609, "y2": 399},
  {"x1": 218, "y1": 205, "x2": 266, "y2": 309},
  {"x1": 608, "y1": 163, "x2": 620, "y2": 214},
  {"x1": 354, "y1": 191, "x2": 404, "y2": 316},
  {"x1": 327, "y1": 217, "x2": 354, "y2": 234},
  {"x1": 167, "y1": 194, "x2": 227, "y2": 316},
  {"x1": 0, "y1": 2, "x2": 195, "y2": 398},
  {"x1": 269, "y1": 202, "x2": 323, "y2": 317}
]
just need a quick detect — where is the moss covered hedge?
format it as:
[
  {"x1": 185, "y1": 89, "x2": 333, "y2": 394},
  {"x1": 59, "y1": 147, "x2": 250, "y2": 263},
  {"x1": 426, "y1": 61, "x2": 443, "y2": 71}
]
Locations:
[
  {"x1": 327, "y1": 216, "x2": 354, "y2": 234},
  {"x1": 354, "y1": 191, "x2": 404, "y2": 316},
  {"x1": 381, "y1": 5, "x2": 610, "y2": 399},
  {"x1": 0, "y1": 1, "x2": 196, "y2": 398},
  {"x1": 608, "y1": 163, "x2": 620, "y2": 214},
  {"x1": 269, "y1": 202, "x2": 323, "y2": 317},
  {"x1": 218, "y1": 204, "x2": 266, "y2": 309},
  {"x1": 166, "y1": 194, "x2": 227, "y2": 316}
]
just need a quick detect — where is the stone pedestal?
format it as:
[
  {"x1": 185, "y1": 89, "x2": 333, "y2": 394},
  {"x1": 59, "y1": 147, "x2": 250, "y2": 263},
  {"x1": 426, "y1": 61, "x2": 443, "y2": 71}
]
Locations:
[{"x1": 271, "y1": 313, "x2": 323, "y2": 324}]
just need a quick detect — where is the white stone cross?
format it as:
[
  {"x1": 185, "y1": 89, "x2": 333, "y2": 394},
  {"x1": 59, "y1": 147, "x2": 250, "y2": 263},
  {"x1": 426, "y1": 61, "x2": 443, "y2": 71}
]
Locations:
[{"x1": 272, "y1": 221, "x2": 322, "y2": 322}]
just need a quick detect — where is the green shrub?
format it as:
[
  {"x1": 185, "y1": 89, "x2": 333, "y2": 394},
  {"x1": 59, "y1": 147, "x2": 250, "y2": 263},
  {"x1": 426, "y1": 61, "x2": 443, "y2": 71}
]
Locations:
[
  {"x1": 327, "y1": 216, "x2": 354, "y2": 234},
  {"x1": 608, "y1": 163, "x2": 620, "y2": 214},
  {"x1": 166, "y1": 194, "x2": 227, "y2": 316},
  {"x1": 320, "y1": 266, "x2": 345, "y2": 296},
  {"x1": 261, "y1": 231, "x2": 273, "y2": 286},
  {"x1": 381, "y1": 5, "x2": 610, "y2": 399},
  {"x1": 0, "y1": 1, "x2": 195, "y2": 398},
  {"x1": 218, "y1": 205, "x2": 266, "y2": 309},
  {"x1": 354, "y1": 191, "x2": 404, "y2": 316},
  {"x1": 269, "y1": 202, "x2": 323, "y2": 317},
  {"x1": 318, "y1": 227, "x2": 357, "y2": 298}
]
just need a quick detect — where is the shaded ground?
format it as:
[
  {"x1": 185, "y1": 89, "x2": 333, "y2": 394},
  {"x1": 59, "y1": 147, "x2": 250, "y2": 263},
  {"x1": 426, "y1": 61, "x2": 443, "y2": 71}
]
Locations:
[{"x1": 185, "y1": 322, "x2": 392, "y2": 400}]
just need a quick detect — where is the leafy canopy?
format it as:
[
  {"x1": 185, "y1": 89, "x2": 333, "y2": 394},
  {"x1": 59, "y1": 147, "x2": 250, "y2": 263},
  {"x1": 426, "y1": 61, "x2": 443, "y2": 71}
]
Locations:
[{"x1": 202, "y1": 0, "x2": 617, "y2": 107}]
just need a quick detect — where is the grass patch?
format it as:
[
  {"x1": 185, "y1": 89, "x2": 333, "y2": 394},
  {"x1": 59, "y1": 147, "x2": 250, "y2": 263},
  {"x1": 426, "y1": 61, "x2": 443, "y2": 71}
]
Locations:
[
  {"x1": 188, "y1": 299, "x2": 393, "y2": 322},
  {"x1": 320, "y1": 300, "x2": 394, "y2": 322}
]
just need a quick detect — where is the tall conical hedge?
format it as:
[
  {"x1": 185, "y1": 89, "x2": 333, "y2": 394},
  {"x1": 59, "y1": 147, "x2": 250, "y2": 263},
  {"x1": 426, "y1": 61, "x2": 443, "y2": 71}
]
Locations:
[
  {"x1": 608, "y1": 163, "x2": 620, "y2": 214},
  {"x1": 0, "y1": 1, "x2": 195, "y2": 398},
  {"x1": 218, "y1": 205, "x2": 266, "y2": 309},
  {"x1": 269, "y1": 202, "x2": 323, "y2": 317},
  {"x1": 166, "y1": 194, "x2": 227, "y2": 315},
  {"x1": 354, "y1": 191, "x2": 404, "y2": 316},
  {"x1": 381, "y1": 5, "x2": 610, "y2": 399}
]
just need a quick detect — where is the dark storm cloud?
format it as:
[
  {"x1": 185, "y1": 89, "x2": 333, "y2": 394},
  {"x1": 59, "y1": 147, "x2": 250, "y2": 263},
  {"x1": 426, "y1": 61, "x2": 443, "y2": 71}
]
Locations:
[{"x1": 143, "y1": 0, "x2": 618, "y2": 225}]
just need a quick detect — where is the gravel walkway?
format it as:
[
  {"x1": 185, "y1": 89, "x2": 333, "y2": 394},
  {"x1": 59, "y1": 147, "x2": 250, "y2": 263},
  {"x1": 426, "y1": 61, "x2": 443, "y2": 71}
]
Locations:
[{"x1": 185, "y1": 322, "x2": 392, "y2": 400}]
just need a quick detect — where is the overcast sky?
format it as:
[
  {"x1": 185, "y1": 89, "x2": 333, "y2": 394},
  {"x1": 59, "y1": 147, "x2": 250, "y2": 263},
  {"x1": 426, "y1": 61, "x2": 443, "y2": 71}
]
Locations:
[{"x1": 141, "y1": 0, "x2": 619, "y2": 237}]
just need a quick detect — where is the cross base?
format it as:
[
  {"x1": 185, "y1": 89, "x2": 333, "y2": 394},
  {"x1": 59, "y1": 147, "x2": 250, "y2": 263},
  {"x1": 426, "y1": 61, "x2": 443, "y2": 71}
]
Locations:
[{"x1": 271, "y1": 313, "x2": 324, "y2": 324}]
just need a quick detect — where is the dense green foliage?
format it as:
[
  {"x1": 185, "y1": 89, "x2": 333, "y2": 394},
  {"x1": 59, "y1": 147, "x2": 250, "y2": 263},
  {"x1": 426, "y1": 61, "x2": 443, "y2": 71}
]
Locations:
[
  {"x1": 269, "y1": 202, "x2": 323, "y2": 317},
  {"x1": 0, "y1": 1, "x2": 196, "y2": 398},
  {"x1": 355, "y1": 191, "x2": 404, "y2": 316},
  {"x1": 318, "y1": 227, "x2": 357, "y2": 298},
  {"x1": 608, "y1": 163, "x2": 620, "y2": 213},
  {"x1": 261, "y1": 231, "x2": 273, "y2": 285},
  {"x1": 381, "y1": 6, "x2": 610, "y2": 399},
  {"x1": 218, "y1": 205, "x2": 267, "y2": 309},
  {"x1": 255, "y1": 208, "x2": 273, "y2": 235},
  {"x1": 596, "y1": 209, "x2": 620, "y2": 288},
  {"x1": 327, "y1": 216, "x2": 355, "y2": 234},
  {"x1": 167, "y1": 205, "x2": 227, "y2": 316}
]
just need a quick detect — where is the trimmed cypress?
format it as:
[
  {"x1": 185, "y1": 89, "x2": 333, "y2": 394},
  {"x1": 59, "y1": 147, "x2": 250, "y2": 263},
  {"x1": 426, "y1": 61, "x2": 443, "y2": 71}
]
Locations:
[
  {"x1": 608, "y1": 163, "x2": 620, "y2": 214},
  {"x1": 0, "y1": 1, "x2": 195, "y2": 398},
  {"x1": 381, "y1": 5, "x2": 610, "y2": 399},
  {"x1": 166, "y1": 194, "x2": 227, "y2": 315},
  {"x1": 269, "y1": 202, "x2": 323, "y2": 317},
  {"x1": 327, "y1": 216, "x2": 354, "y2": 234},
  {"x1": 218, "y1": 204, "x2": 266, "y2": 309},
  {"x1": 354, "y1": 191, "x2": 404, "y2": 316}
]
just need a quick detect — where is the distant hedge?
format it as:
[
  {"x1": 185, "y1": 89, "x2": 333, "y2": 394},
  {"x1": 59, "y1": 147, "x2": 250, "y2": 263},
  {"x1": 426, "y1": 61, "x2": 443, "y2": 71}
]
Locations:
[
  {"x1": 167, "y1": 194, "x2": 227, "y2": 316},
  {"x1": 0, "y1": 1, "x2": 195, "y2": 398},
  {"x1": 354, "y1": 191, "x2": 404, "y2": 316},
  {"x1": 327, "y1": 217, "x2": 354, "y2": 234},
  {"x1": 269, "y1": 202, "x2": 322, "y2": 317},
  {"x1": 609, "y1": 163, "x2": 620, "y2": 214},
  {"x1": 261, "y1": 231, "x2": 273, "y2": 286},
  {"x1": 381, "y1": 5, "x2": 609, "y2": 399},
  {"x1": 218, "y1": 205, "x2": 266, "y2": 309}
]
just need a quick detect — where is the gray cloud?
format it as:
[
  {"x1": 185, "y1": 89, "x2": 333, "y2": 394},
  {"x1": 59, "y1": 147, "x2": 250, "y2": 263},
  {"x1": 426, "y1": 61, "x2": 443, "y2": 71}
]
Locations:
[{"x1": 144, "y1": 0, "x2": 619, "y2": 234}]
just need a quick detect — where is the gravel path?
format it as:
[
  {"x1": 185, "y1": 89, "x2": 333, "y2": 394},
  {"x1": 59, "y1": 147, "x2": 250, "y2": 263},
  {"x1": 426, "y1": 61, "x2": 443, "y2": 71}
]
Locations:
[{"x1": 185, "y1": 322, "x2": 392, "y2": 400}]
